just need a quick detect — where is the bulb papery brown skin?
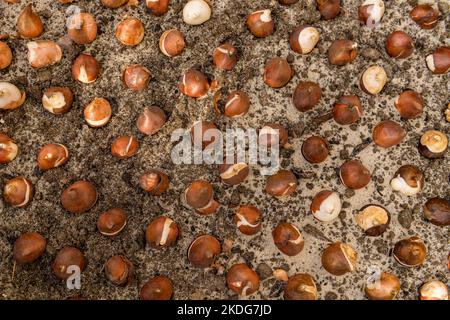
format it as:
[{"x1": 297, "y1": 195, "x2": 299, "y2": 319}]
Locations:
[
  {"x1": 223, "y1": 91, "x2": 250, "y2": 117},
  {"x1": 418, "y1": 130, "x2": 448, "y2": 158},
  {"x1": 358, "y1": 0, "x2": 385, "y2": 28},
  {"x1": 97, "y1": 208, "x2": 127, "y2": 236},
  {"x1": 136, "y1": 106, "x2": 166, "y2": 135},
  {"x1": 159, "y1": 29, "x2": 185, "y2": 57},
  {"x1": 179, "y1": 69, "x2": 209, "y2": 98},
  {"x1": 140, "y1": 276, "x2": 173, "y2": 300},
  {"x1": 226, "y1": 264, "x2": 260, "y2": 296},
  {"x1": 146, "y1": 0, "x2": 170, "y2": 16},
  {"x1": 27, "y1": 40, "x2": 62, "y2": 69},
  {"x1": 13, "y1": 232, "x2": 47, "y2": 264},
  {"x1": 328, "y1": 40, "x2": 358, "y2": 66},
  {"x1": 339, "y1": 159, "x2": 371, "y2": 189},
  {"x1": 0, "y1": 82, "x2": 26, "y2": 110},
  {"x1": 272, "y1": 222, "x2": 304, "y2": 256},
  {"x1": 410, "y1": 4, "x2": 439, "y2": 30},
  {"x1": 360, "y1": 65, "x2": 387, "y2": 95},
  {"x1": 355, "y1": 205, "x2": 390, "y2": 236},
  {"x1": 146, "y1": 216, "x2": 179, "y2": 248},
  {"x1": 0, "y1": 133, "x2": 18, "y2": 164},
  {"x1": 393, "y1": 236, "x2": 427, "y2": 268},
  {"x1": 301, "y1": 136, "x2": 329, "y2": 163},
  {"x1": 72, "y1": 53, "x2": 100, "y2": 84},
  {"x1": 246, "y1": 9, "x2": 274, "y2": 38},
  {"x1": 235, "y1": 205, "x2": 262, "y2": 235},
  {"x1": 419, "y1": 281, "x2": 449, "y2": 300},
  {"x1": 263, "y1": 57, "x2": 293, "y2": 88},
  {"x1": 317, "y1": 0, "x2": 341, "y2": 20},
  {"x1": 284, "y1": 274, "x2": 317, "y2": 300},
  {"x1": 372, "y1": 120, "x2": 406, "y2": 148},
  {"x1": 266, "y1": 170, "x2": 297, "y2": 198},
  {"x1": 3, "y1": 177, "x2": 34, "y2": 208},
  {"x1": 105, "y1": 255, "x2": 134, "y2": 286},
  {"x1": 67, "y1": 12, "x2": 97, "y2": 45},
  {"x1": 219, "y1": 160, "x2": 249, "y2": 186},
  {"x1": 292, "y1": 81, "x2": 322, "y2": 112},
  {"x1": 390, "y1": 165, "x2": 424, "y2": 196},
  {"x1": 189, "y1": 121, "x2": 220, "y2": 150},
  {"x1": 289, "y1": 25, "x2": 320, "y2": 55},
  {"x1": 321, "y1": 242, "x2": 357, "y2": 276},
  {"x1": 187, "y1": 234, "x2": 221, "y2": 268},
  {"x1": 52, "y1": 247, "x2": 86, "y2": 280},
  {"x1": 116, "y1": 18, "x2": 145, "y2": 46},
  {"x1": 184, "y1": 180, "x2": 219, "y2": 215},
  {"x1": 310, "y1": 190, "x2": 341, "y2": 222},
  {"x1": 394, "y1": 90, "x2": 424, "y2": 119},
  {"x1": 423, "y1": 197, "x2": 450, "y2": 227},
  {"x1": 213, "y1": 43, "x2": 237, "y2": 71},
  {"x1": 0, "y1": 42, "x2": 13, "y2": 69},
  {"x1": 37, "y1": 143, "x2": 69, "y2": 170},
  {"x1": 258, "y1": 123, "x2": 288, "y2": 148},
  {"x1": 385, "y1": 31, "x2": 414, "y2": 59},
  {"x1": 101, "y1": 0, "x2": 128, "y2": 8},
  {"x1": 364, "y1": 272, "x2": 400, "y2": 300},
  {"x1": 84, "y1": 98, "x2": 112, "y2": 128},
  {"x1": 332, "y1": 95, "x2": 362, "y2": 125},
  {"x1": 111, "y1": 135, "x2": 139, "y2": 159},
  {"x1": 42, "y1": 87, "x2": 73, "y2": 114},
  {"x1": 123, "y1": 65, "x2": 151, "y2": 91},
  {"x1": 139, "y1": 170, "x2": 169, "y2": 196},
  {"x1": 61, "y1": 180, "x2": 98, "y2": 214},
  {"x1": 17, "y1": 4, "x2": 44, "y2": 39},
  {"x1": 426, "y1": 47, "x2": 450, "y2": 74}
]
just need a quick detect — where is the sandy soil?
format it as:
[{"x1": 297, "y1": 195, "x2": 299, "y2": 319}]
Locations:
[{"x1": 0, "y1": 0, "x2": 449, "y2": 300}]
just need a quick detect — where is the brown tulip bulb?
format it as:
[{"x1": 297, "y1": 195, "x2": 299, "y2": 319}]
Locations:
[
  {"x1": 289, "y1": 25, "x2": 320, "y2": 55},
  {"x1": 159, "y1": 29, "x2": 185, "y2": 57},
  {"x1": 189, "y1": 121, "x2": 219, "y2": 150},
  {"x1": 0, "y1": 42, "x2": 12, "y2": 69},
  {"x1": 184, "y1": 180, "x2": 219, "y2": 215},
  {"x1": 187, "y1": 235, "x2": 221, "y2": 268},
  {"x1": 360, "y1": 65, "x2": 387, "y2": 95},
  {"x1": 61, "y1": 180, "x2": 98, "y2": 214},
  {"x1": 340, "y1": 160, "x2": 371, "y2": 189},
  {"x1": 355, "y1": 205, "x2": 390, "y2": 236},
  {"x1": 42, "y1": 87, "x2": 73, "y2": 114},
  {"x1": 101, "y1": 0, "x2": 128, "y2": 8},
  {"x1": 385, "y1": 31, "x2": 414, "y2": 59},
  {"x1": 179, "y1": 69, "x2": 209, "y2": 98},
  {"x1": 317, "y1": 0, "x2": 341, "y2": 20},
  {"x1": 97, "y1": 208, "x2": 127, "y2": 236},
  {"x1": 328, "y1": 40, "x2": 358, "y2": 65},
  {"x1": 37, "y1": 143, "x2": 69, "y2": 170},
  {"x1": 419, "y1": 280, "x2": 449, "y2": 300},
  {"x1": 223, "y1": 91, "x2": 250, "y2": 117},
  {"x1": 372, "y1": 120, "x2": 406, "y2": 148},
  {"x1": 146, "y1": 216, "x2": 179, "y2": 248},
  {"x1": 266, "y1": 170, "x2": 297, "y2": 197},
  {"x1": 0, "y1": 133, "x2": 18, "y2": 164},
  {"x1": 310, "y1": 190, "x2": 342, "y2": 222},
  {"x1": 3, "y1": 177, "x2": 33, "y2": 208},
  {"x1": 115, "y1": 18, "x2": 144, "y2": 46},
  {"x1": 17, "y1": 4, "x2": 44, "y2": 38},
  {"x1": 219, "y1": 161, "x2": 249, "y2": 186},
  {"x1": 322, "y1": 242, "x2": 357, "y2": 276},
  {"x1": 139, "y1": 170, "x2": 169, "y2": 196},
  {"x1": 393, "y1": 236, "x2": 427, "y2": 267},
  {"x1": 52, "y1": 247, "x2": 86, "y2": 280},
  {"x1": 302, "y1": 136, "x2": 328, "y2": 163},
  {"x1": 332, "y1": 95, "x2": 362, "y2": 125},
  {"x1": 272, "y1": 222, "x2": 304, "y2": 256},
  {"x1": 292, "y1": 81, "x2": 322, "y2": 112},
  {"x1": 246, "y1": 9, "x2": 274, "y2": 38},
  {"x1": 284, "y1": 274, "x2": 317, "y2": 300},
  {"x1": 67, "y1": 13, "x2": 97, "y2": 45},
  {"x1": 258, "y1": 123, "x2": 288, "y2": 148},
  {"x1": 235, "y1": 205, "x2": 262, "y2": 235},
  {"x1": 263, "y1": 58, "x2": 293, "y2": 88},
  {"x1": 72, "y1": 53, "x2": 100, "y2": 84},
  {"x1": 226, "y1": 264, "x2": 260, "y2": 296},
  {"x1": 105, "y1": 255, "x2": 134, "y2": 286},
  {"x1": 27, "y1": 40, "x2": 62, "y2": 68},
  {"x1": 394, "y1": 90, "x2": 424, "y2": 119},
  {"x1": 426, "y1": 47, "x2": 450, "y2": 74},
  {"x1": 418, "y1": 130, "x2": 448, "y2": 158},
  {"x1": 410, "y1": 4, "x2": 439, "y2": 29},
  {"x1": 83, "y1": 98, "x2": 112, "y2": 128},
  {"x1": 423, "y1": 198, "x2": 450, "y2": 227},
  {"x1": 146, "y1": 0, "x2": 169, "y2": 16},
  {"x1": 136, "y1": 106, "x2": 166, "y2": 135},
  {"x1": 140, "y1": 276, "x2": 173, "y2": 300},
  {"x1": 213, "y1": 44, "x2": 237, "y2": 71},
  {"x1": 358, "y1": 0, "x2": 385, "y2": 28},
  {"x1": 364, "y1": 272, "x2": 400, "y2": 300},
  {"x1": 123, "y1": 65, "x2": 151, "y2": 91},
  {"x1": 0, "y1": 82, "x2": 26, "y2": 110},
  {"x1": 13, "y1": 232, "x2": 46, "y2": 264},
  {"x1": 111, "y1": 135, "x2": 139, "y2": 159},
  {"x1": 390, "y1": 165, "x2": 424, "y2": 196}
]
